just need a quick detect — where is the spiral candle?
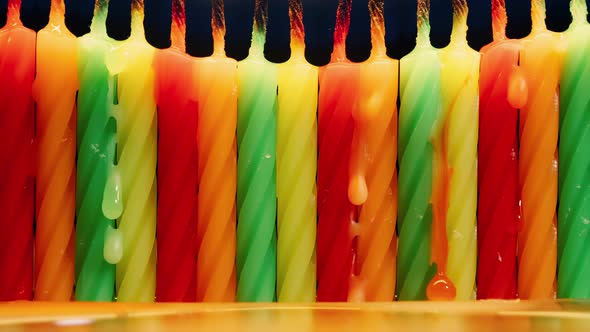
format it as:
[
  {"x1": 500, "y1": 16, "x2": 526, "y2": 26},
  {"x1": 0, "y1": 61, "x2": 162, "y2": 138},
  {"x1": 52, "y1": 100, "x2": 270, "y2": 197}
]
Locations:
[
  {"x1": 33, "y1": 0, "x2": 77, "y2": 301},
  {"x1": 349, "y1": 0, "x2": 397, "y2": 302},
  {"x1": 317, "y1": 0, "x2": 357, "y2": 302},
  {"x1": 438, "y1": 0, "x2": 478, "y2": 301},
  {"x1": 236, "y1": 0, "x2": 277, "y2": 302},
  {"x1": 276, "y1": 0, "x2": 317, "y2": 303},
  {"x1": 558, "y1": 0, "x2": 590, "y2": 299},
  {"x1": 75, "y1": 1, "x2": 117, "y2": 302},
  {"x1": 114, "y1": 3, "x2": 157, "y2": 302},
  {"x1": 477, "y1": 0, "x2": 519, "y2": 299},
  {"x1": 195, "y1": 0, "x2": 237, "y2": 302},
  {"x1": 155, "y1": 0, "x2": 198, "y2": 302},
  {"x1": 517, "y1": 0, "x2": 560, "y2": 300},
  {"x1": 0, "y1": 0, "x2": 35, "y2": 301},
  {"x1": 396, "y1": 0, "x2": 440, "y2": 301}
]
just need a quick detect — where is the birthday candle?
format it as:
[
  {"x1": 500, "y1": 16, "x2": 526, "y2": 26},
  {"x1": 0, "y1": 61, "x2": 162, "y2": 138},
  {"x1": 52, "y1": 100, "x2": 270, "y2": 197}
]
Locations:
[
  {"x1": 155, "y1": 0, "x2": 198, "y2": 302},
  {"x1": 75, "y1": 0, "x2": 117, "y2": 302},
  {"x1": 438, "y1": 0, "x2": 478, "y2": 300},
  {"x1": 396, "y1": 0, "x2": 441, "y2": 301},
  {"x1": 0, "y1": 0, "x2": 35, "y2": 301},
  {"x1": 195, "y1": 0, "x2": 237, "y2": 302},
  {"x1": 33, "y1": 0, "x2": 77, "y2": 301},
  {"x1": 276, "y1": 0, "x2": 317, "y2": 302},
  {"x1": 317, "y1": 0, "x2": 357, "y2": 302},
  {"x1": 517, "y1": 0, "x2": 560, "y2": 300},
  {"x1": 477, "y1": 0, "x2": 520, "y2": 299},
  {"x1": 236, "y1": 0, "x2": 277, "y2": 302},
  {"x1": 558, "y1": 0, "x2": 590, "y2": 299},
  {"x1": 114, "y1": 1, "x2": 157, "y2": 302},
  {"x1": 348, "y1": 0, "x2": 397, "y2": 302}
]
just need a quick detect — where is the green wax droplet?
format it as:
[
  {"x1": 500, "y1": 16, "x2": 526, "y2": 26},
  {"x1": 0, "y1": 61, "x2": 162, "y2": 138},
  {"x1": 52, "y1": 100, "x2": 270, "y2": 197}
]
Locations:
[
  {"x1": 104, "y1": 226, "x2": 123, "y2": 264},
  {"x1": 558, "y1": 25, "x2": 590, "y2": 299},
  {"x1": 236, "y1": 48, "x2": 278, "y2": 302},
  {"x1": 396, "y1": 44, "x2": 440, "y2": 300},
  {"x1": 102, "y1": 167, "x2": 123, "y2": 220},
  {"x1": 75, "y1": 34, "x2": 116, "y2": 302}
]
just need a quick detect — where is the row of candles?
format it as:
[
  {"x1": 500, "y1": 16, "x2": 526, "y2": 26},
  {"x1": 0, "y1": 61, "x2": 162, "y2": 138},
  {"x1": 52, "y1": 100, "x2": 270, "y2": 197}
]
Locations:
[{"x1": 0, "y1": 0, "x2": 587, "y2": 302}]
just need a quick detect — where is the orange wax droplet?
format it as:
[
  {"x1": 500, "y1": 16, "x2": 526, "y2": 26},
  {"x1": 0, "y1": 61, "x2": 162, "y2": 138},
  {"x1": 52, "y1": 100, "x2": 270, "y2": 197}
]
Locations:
[
  {"x1": 507, "y1": 66, "x2": 528, "y2": 109},
  {"x1": 348, "y1": 175, "x2": 368, "y2": 206},
  {"x1": 427, "y1": 273, "x2": 457, "y2": 301}
]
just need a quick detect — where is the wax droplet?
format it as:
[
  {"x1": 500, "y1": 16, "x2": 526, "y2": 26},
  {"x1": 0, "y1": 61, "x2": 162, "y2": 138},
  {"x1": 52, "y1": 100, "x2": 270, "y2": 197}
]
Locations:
[
  {"x1": 102, "y1": 169, "x2": 123, "y2": 220},
  {"x1": 105, "y1": 46, "x2": 128, "y2": 75},
  {"x1": 426, "y1": 273, "x2": 457, "y2": 301},
  {"x1": 348, "y1": 175, "x2": 368, "y2": 206},
  {"x1": 507, "y1": 66, "x2": 528, "y2": 109},
  {"x1": 104, "y1": 226, "x2": 123, "y2": 264}
]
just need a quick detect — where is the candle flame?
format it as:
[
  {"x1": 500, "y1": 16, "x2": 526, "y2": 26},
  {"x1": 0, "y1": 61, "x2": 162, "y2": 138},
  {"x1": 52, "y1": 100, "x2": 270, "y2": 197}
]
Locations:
[
  {"x1": 332, "y1": 0, "x2": 352, "y2": 62},
  {"x1": 416, "y1": 0, "x2": 431, "y2": 45},
  {"x1": 368, "y1": 0, "x2": 386, "y2": 57},
  {"x1": 212, "y1": 0, "x2": 227, "y2": 55},
  {"x1": 289, "y1": 0, "x2": 305, "y2": 56},
  {"x1": 492, "y1": 0, "x2": 507, "y2": 40},
  {"x1": 171, "y1": 0, "x2": 186, "y2": 51}
]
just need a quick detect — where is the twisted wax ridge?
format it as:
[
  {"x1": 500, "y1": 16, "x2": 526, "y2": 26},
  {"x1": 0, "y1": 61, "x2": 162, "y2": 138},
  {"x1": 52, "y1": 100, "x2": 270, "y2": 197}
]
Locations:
[
  {"x1": 368, "y1": 0, "x2": 386, "y2": 56},
  {"x1": 171, "y1": 0, "x2": 186, "y2": 50},
  {"x1": 212, "y1": 0, "x2": 227, "y2": 54},
  {"x1": 332, "y1": 0, "x2": 352, "y2": 61},
  {"x1": 397, "y1": 54, "x2": 439, "y2": 300},
  {"x1": 276, "y1": 64, "x2": 317, "y2": 302},
  {"x1": 288, "y1": 0, "x2": 305, "y2": 53},
  {"x1": 558, "y1": 35, "x2": 590, "y2": 298},
  {"x1": 492, "y1": 0, "x2": 507, "y2": 40},
  {"x1": 75, "y1": 43, "x2": 116, "y2": 301},
  {"x1": 196, "y1": 64, "x2": 238, "y2": 301}
]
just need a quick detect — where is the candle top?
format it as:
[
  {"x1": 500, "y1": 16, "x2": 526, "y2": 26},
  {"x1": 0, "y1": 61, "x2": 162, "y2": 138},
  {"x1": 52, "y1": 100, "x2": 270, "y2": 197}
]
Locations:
[
  {"x1": 416, "y1": 0, "x2": 431, "y2": 46},
  {"x1": 530, "y1": 0, "x2": 546, "y2": 33},
  {"x1": 171, "y1": 0, "x2": 186, "y2": 51},
  {"x1": 130, "y1": 0, "x2": 146, "y2": 40},
  {"x1": 212, "y1": 0, "x2": 227, "y2": 56},
  {"x1": 368, "y1": 0, "x2": 386, "y2": 57},
  {"x1": 571, "y1": 0, "x2": 589, "y2": 28},
  {"x1": 48, "y1": 0, "x2": 66, "y2": 26},
  {"x1": 289, "y1": 0, "x2": 305, "y2": 58},
  {"x1": 449, "y1": 0, "x2": 468, "y2": 44},
  {"x1": 491, "y1": 0, "x2": 507, "y2": 40},
  {"x1": 331, "y1": 0, "x2": 351, "y2": 62},
  {"x1": 250, "y1": 0, "x2": 268, "y2": 56},
  {"x1": 6, "y1": 0, "x2": 22, "y2": 26}
]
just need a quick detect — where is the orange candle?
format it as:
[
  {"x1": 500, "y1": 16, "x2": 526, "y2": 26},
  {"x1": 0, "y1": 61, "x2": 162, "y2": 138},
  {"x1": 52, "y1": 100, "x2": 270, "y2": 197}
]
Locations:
[
  {"x1": 348, "y1": 0, "x2": 397, "y2": 302},
  {"x1": 517, "y1": 0, "x2": 560, "y2": 300},
  {"x1": 195, "y1": 0, "x2": 237, "y2": 302},
  {"x1": 33, "y1": 0, "x2": 77, "y2": 301}
]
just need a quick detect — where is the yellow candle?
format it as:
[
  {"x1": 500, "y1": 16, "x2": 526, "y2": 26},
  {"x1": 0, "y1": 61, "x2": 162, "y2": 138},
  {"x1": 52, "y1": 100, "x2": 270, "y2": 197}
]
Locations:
[
  {"x1": 276, "y1": 0, "x2": 318, "y2": 302},
  {"x1": 112, "y1": 7, "x2": 157, "y2": 302},
  {"x1": 195, "y1": 0, "x2": 238, "y2": 301},
  {"x1": 438, "y1": 0, "x2": 478, "y2": 300},
  {"x1": 32, "y1": 0, "x2": 77, "y2": 301}
]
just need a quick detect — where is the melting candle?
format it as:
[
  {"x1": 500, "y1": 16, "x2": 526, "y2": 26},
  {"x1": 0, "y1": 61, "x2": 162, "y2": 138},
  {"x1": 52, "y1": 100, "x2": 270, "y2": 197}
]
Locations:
[
  {"x1": 195, "y1": 0, "x2": 237, "y2": 302},
  {"x1": 348, "y1": 0, "x2": 397, "y2": 302},
  {"x1": 317, "y1": 0, "x2": 357, "y2": 302},
  {"x1": 437, "y1": 0, "x2": 478, "y2": 300},
  {"x1": 477, "y1": 0, "x2": 519, "y2": 299},
  {"x1": 276, "y1": 0, "x2": 317, "y2": 302},
  {"x1": 33, "y1": 0, "x2": 77, "y2": 301},
  {"x1": 558, "y1": 0, "x2": 590, "y2": 299},
  {"x1": 0, "y1": 0, "x2": 35, "y2": 301},
  {"x1": 155, "y1": 0, "x2": 198, "y2": 302},
  {"x1": 114, "y1": 2, "x2": 157, "y2": 302},
  {"x1": 397, "y1": 0, "x2": 441, "y2": 301},
  {"x1": 517, "y1": 0, "x2": 560, "y2": 300},
  {"x1": 75, "y1": 0, "x2": 118, "y2": 301},
  {"x1": 236, "y1": 0, "x2": 277, "y2": 302}
]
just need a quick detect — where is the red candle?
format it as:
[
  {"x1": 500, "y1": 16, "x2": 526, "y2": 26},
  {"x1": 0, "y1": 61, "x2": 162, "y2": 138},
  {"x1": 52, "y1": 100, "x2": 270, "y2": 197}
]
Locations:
[
  {"x1": 317, "y1": 0, "x2": 358, "y2": 302},
  {"x1": 155, "y1": 1, "x2": 199, "y2": 302},
  {"x1": 477, "y1": 0, "x2": 520, "y2": 299},
  {"x1": 0, "y1": 0, "x2": 35, "y2": 301}
]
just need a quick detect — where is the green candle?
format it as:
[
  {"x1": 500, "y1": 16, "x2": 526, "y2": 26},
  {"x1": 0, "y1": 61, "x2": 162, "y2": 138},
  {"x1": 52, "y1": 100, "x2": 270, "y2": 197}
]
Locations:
[
  {"x1": 558, "y1": 0, "x2": 590, "y2": 299},
  {"x1": 75, "y1": 2, "x2": 118, "y2": 301},
  {"x1": 236, "y1": 0, "x2": 277, "y2": 302},
  {"x1": 396, "y1": 0, "x2": 440, "y2": 300}
]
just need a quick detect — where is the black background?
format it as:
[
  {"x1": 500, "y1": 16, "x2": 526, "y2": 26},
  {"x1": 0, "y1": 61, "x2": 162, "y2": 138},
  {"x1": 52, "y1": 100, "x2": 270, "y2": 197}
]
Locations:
[{"x1": 0, "y1": 0, "x2": 579, "y2": 66}]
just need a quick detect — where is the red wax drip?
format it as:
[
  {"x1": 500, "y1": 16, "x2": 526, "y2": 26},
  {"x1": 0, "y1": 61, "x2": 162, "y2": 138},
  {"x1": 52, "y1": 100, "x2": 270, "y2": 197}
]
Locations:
[
  {"x1": 477, "y1": 40, "x2": 521, "y2": 300},
  {"x1": 155, "y1": 49, "x2": 198, "y2": 302},
  {"x1": 317, "y1": 64, "x2": 358, "y2": 302},
  {"x1": 0, "y1": 21, "x2": 35, "y2": 301}
]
